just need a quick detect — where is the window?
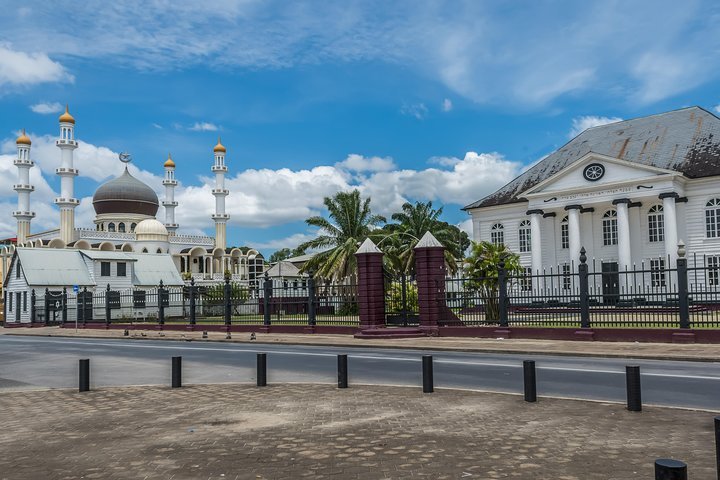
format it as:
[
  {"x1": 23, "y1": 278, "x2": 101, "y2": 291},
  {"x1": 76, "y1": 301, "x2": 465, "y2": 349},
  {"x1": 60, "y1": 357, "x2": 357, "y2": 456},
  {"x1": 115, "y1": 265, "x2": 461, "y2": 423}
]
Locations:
[
  {"x1": 518, "y1": 220, "x2": 531, "y2": 253},
  {"x1": 108, "y1": 223, "x2": 116, "y2": 232},
  {"x1": 118, "y1": 223, "x2": 126, "y2": 233},
  {"x1": 560, "y1": 216, "x2": 569, "y2": 249},
  {"x1": 520, "y1": 267, "x2": 532, "y2": 291},
  {"x1": 22, "y1": 291, "x2": 26, "y2": 312},
  {"x1": 117, "y1": 262, "x2": 126, "y2": 277},
  {"x1": 156, "y1": 248, "x2": 162, "y2": 254},
  {"x1": 648, "y1": 205, "x2": 665, "y2": 243},
  {"x1": 16, "y1": 260, "x2": 20, "y2": 278},
  {"x1": 100, "y1": 262, "x2": 111, "y2": 277},
  {"x1": 8, "y1": 292, "x2": 12, "y2": 311},
  {"x1": 602, "y1": 210, "x2": 618, "y2": 246},
  {"x1": 708, "y1": 256, "x2": 720, "y2": 286},
  {"x1": 562, "y1": 264, "x2": 571, "y2": 290},
  {"x1": 130, "y1": 223, "x2": 137, "y2": 232},
  {"x1": 707, "y1": 199, "x2": 720, "y2": 238},
  {"x1": 490, "y1": 223, "x2": 504, "y2": 246},
  {"x1": 650, "y1": 258, "x2": 666, "y2": 287}
]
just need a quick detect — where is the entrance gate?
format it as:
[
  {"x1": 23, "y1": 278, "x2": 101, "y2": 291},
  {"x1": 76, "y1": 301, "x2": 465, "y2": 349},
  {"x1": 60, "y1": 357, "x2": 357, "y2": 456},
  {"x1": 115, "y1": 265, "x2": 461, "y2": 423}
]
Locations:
[{"x1": 384, "y1": 273, "x2": 419, "y2": 326}]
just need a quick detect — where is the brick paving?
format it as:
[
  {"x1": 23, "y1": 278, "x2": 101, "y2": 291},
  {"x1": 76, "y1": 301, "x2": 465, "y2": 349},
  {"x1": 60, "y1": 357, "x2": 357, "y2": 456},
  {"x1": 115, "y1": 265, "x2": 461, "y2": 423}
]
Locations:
[{"x1": 0, "y1": 384, "x2": 716, "y2": 479}]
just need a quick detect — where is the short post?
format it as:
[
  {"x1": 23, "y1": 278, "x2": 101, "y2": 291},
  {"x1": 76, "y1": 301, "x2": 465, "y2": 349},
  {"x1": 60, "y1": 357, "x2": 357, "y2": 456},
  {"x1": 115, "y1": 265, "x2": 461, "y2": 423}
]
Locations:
[
  {"x1": 256, "y1": 353, "x2": 267, "y2": 387},
  {"x1": 498, "y1": 261, "x2": 509, "y2": 328},
  {"x1": 171, "y1": 356, "x2": 182, "y2": 388},
  {"x1": 61, "y1": 287, "x2": 68, "y2": 324},
  {"x1": 676, "y1": 242, "x2": 690, "y2": 329},
  {"x1": 337, "y1": 354, "x2": 348, "y2": 389},
  {"x1": 523, "y1": 360, "x2": 537, "y2": 402},
  {"x1": 307, "y1": 272, "x2": 316, "y2": 327},
  {"x1": 224, "y1": 278, "x2": 231, "y2": 326},
  {"x1": 44, "y1": 288, "x2": 50, "y2": 324},
  {"x1": 158, "y1": 280, "x2": 165, "y2": 325},
  {"x1": 626, "y1": 365, "x2": 642, "y2": 412},
  {"x1": 79, "y1": 359, "x2": 90, "y2": 392},
  {"x1": 263, "y1": 273, "x2": 271, "y2": 327},
  {"x1": 105, "y1": 283, "x2": 111, "y2": 325},
  {"x1": 422, "y1": 355, "x2": 433, "y2": 393},
  {"x1": 30, "y1": 289, "x2": 36, "y2": 323},
  {"x1": 189, "y1": 278, "x2": 196, "y2": 325},
  {"x1": 654, "y1": 459, "x2": 687, "y2": 480},
  {"x1": 578, "y1": 247, "x2": 590, "y2": 328},
  {"x1": 715, "y1": 416, "x2": 720, "y2": 480}
]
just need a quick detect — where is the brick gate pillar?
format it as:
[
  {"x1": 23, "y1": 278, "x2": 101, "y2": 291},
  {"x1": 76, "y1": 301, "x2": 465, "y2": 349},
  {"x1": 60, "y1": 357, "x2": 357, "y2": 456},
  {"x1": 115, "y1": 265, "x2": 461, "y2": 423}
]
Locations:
[
  {"x1": 414, "y1": 231, "x2": 446, "y2": 335},
  {"x1": 355, "y1": 238, "x2": 385, "y2": 330}
]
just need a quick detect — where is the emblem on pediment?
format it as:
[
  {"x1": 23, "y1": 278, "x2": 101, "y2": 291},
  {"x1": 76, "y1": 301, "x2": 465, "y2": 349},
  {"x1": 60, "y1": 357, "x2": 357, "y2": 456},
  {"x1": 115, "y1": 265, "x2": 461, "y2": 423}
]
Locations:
[{"x1": 583, "y1": 163, "x2": 605, "y2": 181}]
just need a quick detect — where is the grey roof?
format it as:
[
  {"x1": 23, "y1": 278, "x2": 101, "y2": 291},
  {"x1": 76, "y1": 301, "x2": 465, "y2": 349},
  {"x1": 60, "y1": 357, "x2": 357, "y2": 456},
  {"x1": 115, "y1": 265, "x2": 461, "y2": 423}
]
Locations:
[
  {"x1": 464, "y1": 106, "x2": 720, "y2": 210},
  {"x1": 80, "y1": 251, "x2": 136, "y2": 261},
  {"x1": 265, "y1": 261, "x2": 302, "y2": 278},
  {"x1": 127, "y1": 254, "x2": 183, "y2": 286},
  {"x1": 13, "y1": 248, "x2": 95, "y2": 286},
  {"x1": 283, "y1": 252, "x2": 318, "y2": 264}
]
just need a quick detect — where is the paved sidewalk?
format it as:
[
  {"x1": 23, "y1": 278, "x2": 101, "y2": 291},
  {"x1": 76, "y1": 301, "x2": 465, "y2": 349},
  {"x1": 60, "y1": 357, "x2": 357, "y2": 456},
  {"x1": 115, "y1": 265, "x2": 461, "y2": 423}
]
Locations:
[
  {"x1": 0, "y1": 383, "x2": 716, "y2": 480},
  {"x1": 4, "y1": 326, "x2": 720, "y2": 361}
]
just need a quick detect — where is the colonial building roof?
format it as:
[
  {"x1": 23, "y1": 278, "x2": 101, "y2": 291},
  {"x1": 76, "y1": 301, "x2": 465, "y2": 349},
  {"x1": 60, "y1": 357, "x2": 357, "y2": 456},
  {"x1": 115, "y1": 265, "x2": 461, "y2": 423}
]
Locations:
[
  {"x1": 464, "y1": 106, "x2": 720, "y2": 210},
  {"x1": 92, "y1": 167, "x2": 159, "y2": 216}
]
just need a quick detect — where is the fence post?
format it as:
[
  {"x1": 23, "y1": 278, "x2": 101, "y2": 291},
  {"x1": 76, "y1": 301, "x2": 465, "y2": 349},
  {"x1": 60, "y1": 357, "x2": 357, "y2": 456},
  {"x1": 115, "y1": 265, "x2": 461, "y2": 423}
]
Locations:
[
  {"x1": 498, "y1": 260, "x2": 509, "y2": 328},
  {"x1": 415, "y1": 232, "x2": 446, "y2": 334},
  {"x1": 189, "y1": 278, "x2": 196, "y2": 326},
  {"x1": 30, "y1": 289, "x2": 36, "y2": 323},
  {"x1": 257, "y1": 353, "x2": 267, "y2": 387},
  {"x1": 523, "y1": 360, "x2": 537, "y2": 402},
  {"x1": 355, "y1": 238, "x2": 385, "y2": 331},
  {"x1": 676, "y1": 241, "x2": 690, "y2": 329},
  {"x1": 422, "y1": 355, "x2": 434, "y2": 393},
  {"x1": 105, "y1": 283, "x2": 111, "y2": 326},
  {"x1": 62, "y1": 287, "x2": 68, "y2": 324},
  {"x1": 224, "y1": 278, "x2": 231, "y2": 327},
  {"x1": 307, "y1": 272, "x2": 316, "y2": 327},
  {"x1": 654, "y1": 459, "x2": 687, "y2": 480},
  {"x1": 263, "y1": 272, "x2": 272, "y2": 327},
  {"x1": 44, "y1": 288, "x2": 50, "y2": 325},
  {"x1": 626, "y1": 365, "x2": 642, "y2": 412},
  {"x1": 578, "y1": 247, "x2": 591, "y2": 329},
  {"x1": 158, "y1": 280, "x2": 165, "y2": 325},
  {"x1": 79, "y1": 359, "x2": 90, "y2": 392}
]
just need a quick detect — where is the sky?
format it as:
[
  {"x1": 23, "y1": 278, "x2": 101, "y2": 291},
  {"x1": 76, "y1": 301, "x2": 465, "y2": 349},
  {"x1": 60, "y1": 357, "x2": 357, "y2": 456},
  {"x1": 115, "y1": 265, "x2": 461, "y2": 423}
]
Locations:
[{"x1": 1, "y1": 0, "x2": 720, "y2": 255}]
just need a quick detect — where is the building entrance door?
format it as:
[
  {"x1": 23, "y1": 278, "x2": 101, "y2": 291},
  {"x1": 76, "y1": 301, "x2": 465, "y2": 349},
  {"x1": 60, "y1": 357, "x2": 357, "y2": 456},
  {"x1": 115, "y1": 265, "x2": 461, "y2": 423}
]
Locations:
[{"x1": 601, "y1": 262, "x2": 619, "y2": 305}]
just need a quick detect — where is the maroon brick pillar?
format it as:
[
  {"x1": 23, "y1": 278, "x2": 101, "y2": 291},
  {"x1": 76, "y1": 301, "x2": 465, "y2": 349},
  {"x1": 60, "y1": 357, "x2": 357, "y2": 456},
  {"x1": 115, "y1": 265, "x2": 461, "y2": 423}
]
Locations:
[
  {"x1": 414, "y1": 232, "x2": 446, "y2": 335},
  {"x1": 355, "y1": 239, "x2": 386, "y2": 330}
]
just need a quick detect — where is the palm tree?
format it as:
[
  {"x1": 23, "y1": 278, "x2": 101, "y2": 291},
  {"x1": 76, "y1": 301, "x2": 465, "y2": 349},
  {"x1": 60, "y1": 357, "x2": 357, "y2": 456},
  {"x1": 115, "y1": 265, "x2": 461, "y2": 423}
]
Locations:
[{"x1": 299, "y1": 190, "x2": 386, "y2": 280}]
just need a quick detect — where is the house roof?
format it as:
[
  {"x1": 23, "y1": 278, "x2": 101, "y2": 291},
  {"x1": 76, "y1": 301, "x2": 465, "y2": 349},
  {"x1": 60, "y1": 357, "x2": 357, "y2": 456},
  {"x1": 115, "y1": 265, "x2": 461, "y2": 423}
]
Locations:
[
  {"x1": 126, "y1": 254, "x2": 184, "y2": 286},
  {"x1": 80, "y1": 251, "x2": 136, "y2": 261},
  {"x1": 12, "y1": 248, "x2": 95, "y2": 287},
  {"x1": 265, "y1": 261, "x2": 302, "y2": 278},
  {"x1": 464, "y1": 106, "x2": 720, "y2": 210}
]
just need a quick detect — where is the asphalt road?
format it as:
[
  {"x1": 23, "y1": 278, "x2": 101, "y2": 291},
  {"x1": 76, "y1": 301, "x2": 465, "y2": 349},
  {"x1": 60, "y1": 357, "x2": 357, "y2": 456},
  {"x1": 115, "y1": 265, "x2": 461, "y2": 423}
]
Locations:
[{"x1": 1, "y1": 335, "x2": 719, "y2": 410}]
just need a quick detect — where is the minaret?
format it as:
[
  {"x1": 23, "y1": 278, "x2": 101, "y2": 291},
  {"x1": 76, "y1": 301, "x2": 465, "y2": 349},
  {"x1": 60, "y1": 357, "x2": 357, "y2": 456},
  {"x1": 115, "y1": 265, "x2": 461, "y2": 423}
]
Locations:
[
  {"x1": 13, "y1": 130, "x2": 35, "y2": 244},
  {"x1": 162, "y1": 153, "x2": 179, "y2": 235},
  {"x1": 211, "y1": 137, "x2": 229, "y2": 250},
  {"x1": 55, "y1": 105, "x2": 79, "y2": 244}
]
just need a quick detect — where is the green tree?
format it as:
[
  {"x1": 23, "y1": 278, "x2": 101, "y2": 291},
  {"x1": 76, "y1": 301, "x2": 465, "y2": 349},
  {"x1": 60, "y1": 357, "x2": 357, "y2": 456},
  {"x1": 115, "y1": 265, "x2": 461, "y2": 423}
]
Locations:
[
  {"x1": 463, "y1": 241, "x2": 523, "y2": 323},
  {"x1": 299, "y1": 190, "x2": 386, "y2": 280},
  {"x1": 269, "y1": 248, "x2": 292, "y2": 263}
]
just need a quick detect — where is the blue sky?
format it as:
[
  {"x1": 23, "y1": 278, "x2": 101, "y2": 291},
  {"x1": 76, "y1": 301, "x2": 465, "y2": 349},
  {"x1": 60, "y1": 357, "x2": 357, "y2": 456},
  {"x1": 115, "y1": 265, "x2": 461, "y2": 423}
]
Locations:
[{"x1": 1, "y1": 0, "x2": 720, "y2": 255}]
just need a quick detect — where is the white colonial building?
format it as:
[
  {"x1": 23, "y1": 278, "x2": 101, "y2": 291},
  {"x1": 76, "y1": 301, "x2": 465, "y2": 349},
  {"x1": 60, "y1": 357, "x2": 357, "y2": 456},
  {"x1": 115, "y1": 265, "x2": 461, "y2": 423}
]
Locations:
[
  {"x1": 0, "y1": 106, "x2": 265, "y2": 289},
  {"x1": 464, "y1": 107, "x2": 720, "y2": 284}
]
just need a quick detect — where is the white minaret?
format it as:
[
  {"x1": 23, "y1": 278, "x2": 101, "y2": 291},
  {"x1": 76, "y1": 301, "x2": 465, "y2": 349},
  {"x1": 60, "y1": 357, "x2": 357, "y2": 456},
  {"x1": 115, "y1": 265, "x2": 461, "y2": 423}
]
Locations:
[
  {"x1": 13, "y1": 130, "x2": 35, "y2": 245},
  {"x1": 55, "y1": 105, "x2": 79, "y2": 244},
  {"x1": 211, "y1": 137, "x2": 229, "y2": 250},
  {"x1": 162, "y1": 153, "x2": 179, "y2": 235}
]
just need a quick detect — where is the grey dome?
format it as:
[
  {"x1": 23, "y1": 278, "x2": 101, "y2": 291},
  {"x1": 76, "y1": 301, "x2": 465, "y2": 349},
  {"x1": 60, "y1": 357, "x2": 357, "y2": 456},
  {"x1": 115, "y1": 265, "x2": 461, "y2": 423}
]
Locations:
[{"x1": 92, "y1": 167, "x2": 159, "y2": 216}]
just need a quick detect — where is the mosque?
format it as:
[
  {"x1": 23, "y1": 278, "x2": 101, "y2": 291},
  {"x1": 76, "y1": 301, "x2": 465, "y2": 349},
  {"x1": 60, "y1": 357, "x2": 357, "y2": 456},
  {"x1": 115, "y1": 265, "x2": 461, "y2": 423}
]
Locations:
[{"x1": 1, "y1": 106, "x2": 265, "y2": 287}]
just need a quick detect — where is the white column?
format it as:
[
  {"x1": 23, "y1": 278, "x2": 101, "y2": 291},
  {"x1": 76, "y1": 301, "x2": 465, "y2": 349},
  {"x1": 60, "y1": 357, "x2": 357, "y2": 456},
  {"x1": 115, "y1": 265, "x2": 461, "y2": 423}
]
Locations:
[
  {"x1": 528, "y1": 210, "x2": 543, "y2": 274},
  {"x1": 566, "y1": 206, "x2": 581, "y2": 266},
  {"x1": 55, "y1": 106, "x2": 79, "y2": 245},
  {"x1": 615, "y1": 200, "x2": 632, "y2": 270},
  {"x1": 661, "y1": 193, "x2": 679, "y2": 266}
]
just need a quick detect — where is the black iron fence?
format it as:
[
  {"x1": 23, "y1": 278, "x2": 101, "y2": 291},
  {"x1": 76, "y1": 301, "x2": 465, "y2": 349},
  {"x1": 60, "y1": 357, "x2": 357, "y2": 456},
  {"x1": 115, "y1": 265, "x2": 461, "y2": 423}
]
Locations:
[
  {"x1": 385, "y1": 273, "x2": 419, "y2": 326},
  {"x1": 441, "y1": 250, "x2": 720, "y2": 329}
]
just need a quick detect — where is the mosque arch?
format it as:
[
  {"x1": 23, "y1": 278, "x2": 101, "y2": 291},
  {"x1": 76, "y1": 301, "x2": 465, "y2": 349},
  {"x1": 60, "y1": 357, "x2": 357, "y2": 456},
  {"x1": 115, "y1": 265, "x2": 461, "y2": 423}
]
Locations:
[
  {"x1": 48, "y1": 238, "x2": 66, "y2": 249},
  {"x1": 74, "y1": 240, "x2": 92, "y2": 250},
  {"x1": 99, "y1": 241, "x2": 115, "y2": 251}
]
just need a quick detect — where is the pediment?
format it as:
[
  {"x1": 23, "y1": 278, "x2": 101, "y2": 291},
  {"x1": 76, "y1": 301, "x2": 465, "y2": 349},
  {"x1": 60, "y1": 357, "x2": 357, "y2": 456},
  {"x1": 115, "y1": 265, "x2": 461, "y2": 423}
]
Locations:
[{"x1": 522, "y1": 153, "x2": 679, "y2": 196}]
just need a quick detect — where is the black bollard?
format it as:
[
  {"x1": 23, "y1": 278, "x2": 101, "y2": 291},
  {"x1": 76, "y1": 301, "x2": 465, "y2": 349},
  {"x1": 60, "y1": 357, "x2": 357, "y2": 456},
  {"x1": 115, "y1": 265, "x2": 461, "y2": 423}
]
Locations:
[
  {"x1": 257, "y1": 353, "x2": 267, "y2": 387},
  {"x1": 715, "y1": 416, "x2": 720, "y2": 480},
  {"x1": 523, "y1": 360, "x2": 537, "y2": 402},
  {"x1": 626, "y1": 365, "x2": 642, "y2": 412},
  {"x1": 422, "y1": 355, "x2": 433, "y2": 393},
  {"x1": 337, "y1": 354, "x2": 348, "y2": 389},
  {"x1": 171, "y1": 356, "x2": 182, "y2": 388},
  {"x1": 79, "y1": 359, "x2": 90, "y2": 392},
  {"x1": 654, "y1": 459, "x2": 687, "y2": 480}
]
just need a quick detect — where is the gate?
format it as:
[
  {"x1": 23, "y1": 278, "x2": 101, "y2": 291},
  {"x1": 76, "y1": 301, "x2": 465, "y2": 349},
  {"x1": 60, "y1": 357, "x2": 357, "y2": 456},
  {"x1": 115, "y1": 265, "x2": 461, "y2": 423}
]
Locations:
[
  {"x1": 44, "y1": 290, "x2": 64, "y2": 325},
  {"x1": 77, "y1": 290, "x2": 93, "y2": 323},
  {"x1": 384, "y1": 272, "x2": 419, "y2": 326}
]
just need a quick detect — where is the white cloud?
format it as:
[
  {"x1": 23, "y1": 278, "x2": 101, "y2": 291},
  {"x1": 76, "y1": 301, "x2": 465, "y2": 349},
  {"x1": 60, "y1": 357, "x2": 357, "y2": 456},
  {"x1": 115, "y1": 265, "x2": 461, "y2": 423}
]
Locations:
[
  {"x1": 335, "y1": 154, "x2": 396, "y2": 173},
  {"x1": 188, "y1": 122, "x2": 219, "y2": 132},
  {"x1": 29, "y1": 102, "x2": 63, "y2": 114},
  {"x1": 254, "y1": 232, "x2": 316, "y2": 250},
  {"x1": 0, "y1": 44, "x2": 73, "y2": 88},
  {"x1": 442, "y1": 98, "x2": 453, "y2": 112},
  {"x1": 568, "y1": 115, "x2": 623, "y2": 138},
  {"x1": 400, "y1": 102, "x2": 428, "y2": 120},
  {"x1": 152, "y1": 123, "x2": 163, "y2": 129}
]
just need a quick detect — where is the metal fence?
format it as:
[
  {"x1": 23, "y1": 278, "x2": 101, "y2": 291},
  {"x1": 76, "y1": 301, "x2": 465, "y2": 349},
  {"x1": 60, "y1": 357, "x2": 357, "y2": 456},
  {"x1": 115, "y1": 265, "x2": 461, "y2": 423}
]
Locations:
[
  {"x1": 440, "y1": 251, "x2": 720, "y2": 329},
  {"x1": 385, "y1": 273, "x2": 419, "y2": 326}
]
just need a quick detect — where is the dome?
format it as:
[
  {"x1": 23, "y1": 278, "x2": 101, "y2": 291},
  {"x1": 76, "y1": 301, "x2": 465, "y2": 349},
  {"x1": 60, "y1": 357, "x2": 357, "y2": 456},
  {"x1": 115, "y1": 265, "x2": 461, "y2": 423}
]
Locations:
[
  {"x1": 92, "y1": 167, "x2": 159, "y2": 216},
  {"x1": 16, "y1": 129, "x2": 31, "y2": 145},
  {"x1": 164, "y1": 153, "x2": 175, "y2": 168},
  {"x1": 59, "y1": 105, "x2": 75, "y2": 124},
  {"x1": 135, "y1": 218, "x2": 168, "y2": 237},
  {"x1": 213, "y1": 136, "x2": 226, "y2": 153}
]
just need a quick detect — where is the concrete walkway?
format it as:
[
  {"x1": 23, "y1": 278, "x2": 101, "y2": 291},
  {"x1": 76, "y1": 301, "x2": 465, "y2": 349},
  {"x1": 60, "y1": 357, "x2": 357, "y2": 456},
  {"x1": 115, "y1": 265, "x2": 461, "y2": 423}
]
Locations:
[{"x1": 4, "y1": 326, "x2": 720, "y2": 361}]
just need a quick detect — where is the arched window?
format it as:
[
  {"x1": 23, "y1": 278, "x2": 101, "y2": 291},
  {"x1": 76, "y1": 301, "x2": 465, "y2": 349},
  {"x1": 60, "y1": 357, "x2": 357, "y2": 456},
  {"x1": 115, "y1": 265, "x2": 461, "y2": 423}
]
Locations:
[
  {"x1": 707, "y1": 199, "x2": 720, "y2": 238},
  {"x1": 648, "y1": 205, "x2": 664, "y2": 243},
  {"x1": 130, "y1": 223, "x2": 137, "y2": 232},
  {"x1": 108, "y1": 223, "x2": 116, "y2": 232},
  {"x1": 560, "y1": 216, "x2": 569, "y2": 249},
  {"x1": 141, "y1": 248, "x2": 148, "y2": 253},
  {"x1": 518, "y1": 220, "x2": 531, "y2": 253},
  {"x1": 118, "y1": 223, "x2": 126, "y2": 233},
  {"x1": 602, "y1": 210, "x2": 617, "y2": 246},
  {"x1": 490, "y1": 223, "x2": 504, "y2": 246},
  {"x1": 156, "y1": 248, "x2": 162, "y2": 254}
]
